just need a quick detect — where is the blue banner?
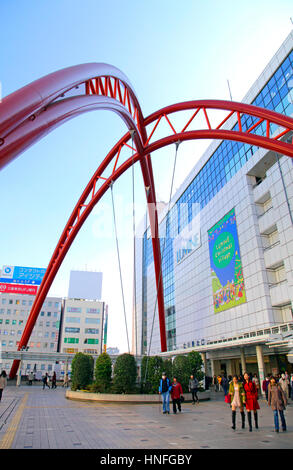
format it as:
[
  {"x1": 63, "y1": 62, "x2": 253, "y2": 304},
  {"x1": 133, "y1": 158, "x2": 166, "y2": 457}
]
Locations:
[{"x1": 0, "y1": 265, "x2": 46, "y2": 285}]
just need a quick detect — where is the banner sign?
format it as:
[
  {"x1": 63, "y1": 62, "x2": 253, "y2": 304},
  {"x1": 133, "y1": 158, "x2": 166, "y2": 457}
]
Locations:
[
  {"x1": 0, "y1": 265, "x2": 46, "y2": 285},
  {"x1": 0, "y1": 283, "x2": 38, "y2": 295},
  {"x1": 208, "y1": 208, "x2": 246, "y2": 314}
]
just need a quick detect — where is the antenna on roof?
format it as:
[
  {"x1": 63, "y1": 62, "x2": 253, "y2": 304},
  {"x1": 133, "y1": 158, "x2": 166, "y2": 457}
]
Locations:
[{"x1": 227, "y1": 79, "x2": 233, "y2": 100}]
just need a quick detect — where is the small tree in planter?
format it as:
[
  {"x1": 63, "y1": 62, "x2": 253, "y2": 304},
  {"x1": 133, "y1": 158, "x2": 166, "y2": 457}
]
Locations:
[
  {"x1": 187, "y1": 351, "x2": 204, "y2": 386},
  {"x1": 94, "y1": 352, "x2": 112, "y2": 392},
  {"x1": 140, "y1": 355, "x2": 164, "y2": 393},
  {"x1": 112, "y1": 353, "x2": 137, "y2": 393},
  {"x1": 71, "y1": 352, "x2": 94, "y2": 391},
  {"x1": 172, "y1": 355, "x2": 190, "y2": 392}
]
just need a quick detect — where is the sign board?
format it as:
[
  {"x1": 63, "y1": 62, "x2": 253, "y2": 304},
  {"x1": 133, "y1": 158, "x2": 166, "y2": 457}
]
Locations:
[
  {"x1": 208, "y1": 208, "x2": 246, "y2": 314},
  {"x1": 0, "y1": 283, "x2": 38, "y2": 295},
  {"x1": 0, "y1": 265, "x2": 46, "y2": 285}
]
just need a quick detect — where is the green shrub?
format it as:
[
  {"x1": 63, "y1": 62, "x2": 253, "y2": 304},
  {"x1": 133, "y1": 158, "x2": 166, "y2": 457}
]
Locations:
[
  {"x1": 71, "y1": 352, "x2": 94, "y2": 391},
  {"x1": 112, "y1": 353, "x2": 137, "y2": 393},
  {"x1": 94, "y1": 352, "x2": 112, "y2": 392}
]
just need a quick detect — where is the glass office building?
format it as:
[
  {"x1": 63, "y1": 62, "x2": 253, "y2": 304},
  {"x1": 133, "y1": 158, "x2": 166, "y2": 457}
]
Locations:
[{"x1": 134, "y1": 31, "x2": 293, "y2": 381}]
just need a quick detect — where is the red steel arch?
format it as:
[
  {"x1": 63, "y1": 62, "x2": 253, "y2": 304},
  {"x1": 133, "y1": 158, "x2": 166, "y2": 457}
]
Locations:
[{"x1": 1, "y1": 65, "x2": 293, "y2": 379}]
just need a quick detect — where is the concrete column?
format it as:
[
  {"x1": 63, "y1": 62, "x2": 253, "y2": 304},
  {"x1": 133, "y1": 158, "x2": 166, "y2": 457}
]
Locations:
[
  {"x1": 256, "y1": 345, "x2": 265, "y2": 396},
  {"x1": 63, "y1": 359, "x2": 69, "y2": 385},
  {"x1": 200, "y1": 352, "x2": 207, "y2": 375},
  {"x1": 240, "y1": 348, "x2": 246, "y2": 375},
  {"x1": 16, "y1": 360, "x2": 22, "y2": 387},
  {"x1": 210, "y1": 358, "x2": 215, "y2": 378}
]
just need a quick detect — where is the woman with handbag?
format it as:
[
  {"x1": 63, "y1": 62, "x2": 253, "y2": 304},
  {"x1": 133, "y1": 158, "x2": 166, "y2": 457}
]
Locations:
[
  {"x1": 243, "y1": 372, "x2": 260, "y2": 432},
  {"x1": 229, "y1": 375, "x2": 246, "y2": 430},
  {"x1": 268, "y1": 376, "x2": 287, "y2": 432}
]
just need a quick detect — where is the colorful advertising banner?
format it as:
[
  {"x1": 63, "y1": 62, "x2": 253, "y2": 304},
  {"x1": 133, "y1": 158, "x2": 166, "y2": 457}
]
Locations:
[
  {"x1": 208, "y1": 208, "x2": 246, "y2": 314},
  {"x1": 0, "y1": 265, "x2": 46, "y2": 285},
  {"x1": 0, "y1": 283, "x2": 38, "y2": 295}
]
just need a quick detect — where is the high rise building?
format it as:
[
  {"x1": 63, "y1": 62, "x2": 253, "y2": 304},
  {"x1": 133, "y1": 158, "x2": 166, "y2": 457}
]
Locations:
[{"x1": 134, "y1": 31, "x2": 293, "y2": 380}]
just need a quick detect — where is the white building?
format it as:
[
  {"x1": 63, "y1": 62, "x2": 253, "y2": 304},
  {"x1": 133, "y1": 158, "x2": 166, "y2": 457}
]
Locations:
[
  {"x1": 134, "y1": 31, "x2": 293, "y2": 381},
  {"x1": 0, "y1": 293, "x2": 62, "y2": 375},
  {"x1": 59, "y1": 298, "x2": 105, "y2": 355}
]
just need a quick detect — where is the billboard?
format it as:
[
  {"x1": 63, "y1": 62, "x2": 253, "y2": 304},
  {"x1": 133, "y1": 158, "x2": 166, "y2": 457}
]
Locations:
[
  {"x1": 208, "y1": 208, "x2": 246, "y2": 314},
  {"x1": 0, "y1": 265, "x2": 46, "y2": 285},
  {"x1": 0, "y1": 283, "x2": 38, "y2": 295}
]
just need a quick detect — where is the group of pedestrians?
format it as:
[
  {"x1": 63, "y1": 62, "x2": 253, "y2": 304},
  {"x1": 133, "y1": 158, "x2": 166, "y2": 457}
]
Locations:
[
  {"x1": 158, "y1": 372, "x2": 199, "y2": 415},
  {"x1": 227, "y1": 372, "x2": 289, "y2": 433},
  {"x1": 42, "y1": 372, "x2": 57, "y2": 390}
]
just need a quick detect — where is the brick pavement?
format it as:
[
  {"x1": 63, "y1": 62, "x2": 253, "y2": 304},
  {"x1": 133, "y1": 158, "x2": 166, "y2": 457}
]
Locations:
[{"x1": 0, "y1": 385, "x2": 292, "y2": 449}]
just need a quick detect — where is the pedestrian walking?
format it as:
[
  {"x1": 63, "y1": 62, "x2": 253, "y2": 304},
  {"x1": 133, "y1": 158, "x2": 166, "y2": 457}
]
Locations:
[
  {"x1": 278, "y1": 373, "x2": 289, "y2": 402},
  {"x1": 290, "y1": 374, "x2": 293, "y2": 400},
  {"x1": 217, "y1": 375, "x2": 222, "y2": 392},
  {"x1": 42, "y1": 373, "x2": 50, "y2": 390},
  {"x1": 171, "y1": 377, "x2": 183, "y2": 414},
  {"x1": 262, "y1": 376, "x2": 270, "y2": 401},
  {"x1": 0, "y1": 371, "x2": 7, "y2": 402},
  {"x1": 28, "y1": 372, "x2": 34, "y2": 386},
  {"x1": 188, "y1": 374, "x2": 199, "y2": 404},
  {"x1": 243, "y1": 372, "x2": 260, "y2": 432},
  {"x1": 221, "y1": 375, "x2": 229, "y2": 396},
  {"x1": 229, "y1": 375, "x2": 246, "y2": 430},
  {"x1": 268, "y1": 376, "x2": 287, "y2": 432},
  {"x1": 62, "y1": 374, "x2": 70, "y2": 388},
  {"x1": 51, "y1": 371, "x2": 57, "y2": 389},
  {"x1": 158, "y1": 372, "x2": 172, "y2": 414}
]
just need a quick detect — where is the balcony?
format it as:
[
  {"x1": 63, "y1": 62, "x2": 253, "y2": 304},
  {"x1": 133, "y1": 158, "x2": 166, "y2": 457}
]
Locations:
[
  {"x1": 263, "y1": 241, "x2": 282, "y2": 268},
  {"x1": 269, "y1": 280, "x2": 291, "y2": 307},
  {"x1": 258, "y1": 207, "x2": 276, "y2": 234}
]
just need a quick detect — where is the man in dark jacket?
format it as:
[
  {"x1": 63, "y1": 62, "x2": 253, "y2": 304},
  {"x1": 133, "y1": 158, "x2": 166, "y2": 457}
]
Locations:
[
  {"x1": 188, "y1": 375, "x2": 199, "y2": 404},
  {"x1": 159, "y1": 373, "x2": 172, "y2": 414},
  {"x1": 171, "y1": 377, "x2": 183, "y2": 414}
]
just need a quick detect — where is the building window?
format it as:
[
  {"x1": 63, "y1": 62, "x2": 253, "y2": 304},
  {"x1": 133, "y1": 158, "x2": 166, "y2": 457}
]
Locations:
[
  {"x1": 84, "y1": 328, "x2": 99, "y2": 334},
  {"x1": 84, "y1": 338, "x2": 99, "y2": 344},
  {"x1": 86, "y1": 308, "x2": 100, "y2": 314},
  {"x1": 64, "y1": 337, "x2": 79, "y2": 344},
  {"x1": 65, "y1": 317, "x2": 81, "y2": 323},
  {"x1": 65, "y1": 327, "x2": 80, "y2": 333},
  {"x1": 67, "y1": 307, "x2": 82, "y2": 313},
  {"x1": 85, "y1": 318, "x2": 100, "y2": 324},
  {"x1": 2, "y1": 299, "x2": 6, "y2": 305},
  {"x1": 41, "y1": 311, "x2": 45, "y2": 316},
  {"x1": 47, "y1": 312, "x2": 51, "y2": 317}
]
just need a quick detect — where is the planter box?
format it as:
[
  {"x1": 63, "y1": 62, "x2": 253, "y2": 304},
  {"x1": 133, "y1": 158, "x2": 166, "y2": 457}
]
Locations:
[{"x1": 66, "y1": 390, "x2": 211, "y2": 404}]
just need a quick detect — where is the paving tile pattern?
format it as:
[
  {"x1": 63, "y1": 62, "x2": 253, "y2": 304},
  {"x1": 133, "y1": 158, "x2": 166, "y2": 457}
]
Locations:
[{"x1": 0, "y1": 386, "x2": 292, "y2": 449}]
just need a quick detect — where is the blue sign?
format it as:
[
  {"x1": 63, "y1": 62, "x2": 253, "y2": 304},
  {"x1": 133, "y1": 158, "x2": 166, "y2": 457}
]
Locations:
[{"x1": 0, "y1": 265, "x2": 46, "y2": 285}]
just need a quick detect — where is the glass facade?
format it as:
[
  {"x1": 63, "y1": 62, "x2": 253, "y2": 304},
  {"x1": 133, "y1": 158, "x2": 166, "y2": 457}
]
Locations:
[{"x1": 142, "y1": 50, "x2": 293, "y2": 352}]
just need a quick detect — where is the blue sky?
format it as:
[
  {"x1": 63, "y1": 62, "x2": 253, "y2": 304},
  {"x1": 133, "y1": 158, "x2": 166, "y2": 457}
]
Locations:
[{"x1": 0, "y1": 0, "x2": 292, "y2": 352}]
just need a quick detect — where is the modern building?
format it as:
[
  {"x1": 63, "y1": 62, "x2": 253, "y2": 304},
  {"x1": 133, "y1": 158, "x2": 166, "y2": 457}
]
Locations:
[
  {"x1": 0, "y1": 293, "x2": 62, "y2": 374},
  {"x1": 133, "y1": 31, "x2": 293, "y2": 383},
  {"x1": 59, "y1": 298, "x2": 105, "y2": 355}
]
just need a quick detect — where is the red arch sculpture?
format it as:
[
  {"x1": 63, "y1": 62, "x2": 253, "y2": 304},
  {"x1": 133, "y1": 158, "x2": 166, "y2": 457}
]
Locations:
[{"x1": 1, "y1": 64, "x2": 293, "y2": 379}]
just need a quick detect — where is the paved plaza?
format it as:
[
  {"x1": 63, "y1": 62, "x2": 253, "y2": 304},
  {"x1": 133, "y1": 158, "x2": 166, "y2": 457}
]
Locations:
[{"x1": 0, "y1": 385, "x2": 292, "y2": 449}]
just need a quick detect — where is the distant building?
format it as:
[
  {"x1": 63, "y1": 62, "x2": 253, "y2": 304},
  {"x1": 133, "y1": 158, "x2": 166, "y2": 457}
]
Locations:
[
  {"x1": 106, "y1": 347, "x2": 120, "y2": 355},
  {"x1": 0, "y1": 293, "x2": 62, "y2": 374},
  {"x1": 68, "y1": 270, "x2": 103, "y2": 300},
  {"x1": 59, "y1": 298, "x2": 105, "y2": 355}
]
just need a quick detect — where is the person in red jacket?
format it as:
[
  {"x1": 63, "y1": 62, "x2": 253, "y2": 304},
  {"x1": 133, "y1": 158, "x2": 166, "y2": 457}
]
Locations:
[
  {"x1": 243, "y1": 372, "x2": 260, "y2": 432},
  {"x1": 171, "y1": 377, "x2": 183, "y2": 414}
]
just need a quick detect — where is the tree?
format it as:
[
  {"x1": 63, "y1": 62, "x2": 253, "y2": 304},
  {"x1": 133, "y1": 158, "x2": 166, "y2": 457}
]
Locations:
[
  {"x1": 140, "y1": 356, "x2": 164, "y2": 393},
  {"x1": 94, "y1": 352, "x2": 112, "y2": 392},
  {"x1": 71, "y1": 352, "x2": 94, "y2": 391},
  {"x1": 172, "y1": 355, "x2": 190, "y2": 392},
  {"x1": 112, "y1": 354, "x2": 137, "y2": 393},
  {"x1": 187, "y1": 351, "x2": 204, "y2": 383}
]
